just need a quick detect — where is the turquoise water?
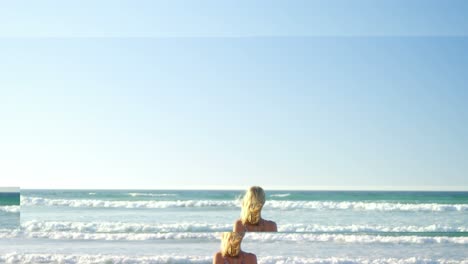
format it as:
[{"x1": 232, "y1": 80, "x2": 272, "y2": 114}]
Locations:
[
  {"x1": 0, "y1": 192, "x2": 20, "y2": 231},
  {"x1": 0, "y1": 192, "x2": 20, "y2": 206},
  {"x1": 0, "y1": 190, "x2": 467, "y2": 263},
  {"x1": 21, "y1": 189, "x2": 468, "y2": 203}
]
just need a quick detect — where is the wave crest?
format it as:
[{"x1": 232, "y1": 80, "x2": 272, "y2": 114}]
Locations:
[
  {"x1": 21, "y1": 196, "x2": 468, "y2": 211},
  {"x1": 1, "y1": 254, "x2": 467, "y2": 264},
  {"x1": 128, "y1": 193, "x2": 177, "y2": 197},
  {"x1": 278, "y1": 223, "x2": 468, "y2": 233},
  {"x1": 0, "y1": 206, "x2": 20, "y2": 213},
  {"x1": 21, "y1": 197, "x2": 237, "y2": 209},
  {"x1": 270, "y1": 193, "x2": 291, "y2": 198},
  {"x1": 21, "y1": 221, "x2": 468, "y2": 233},
  {"x1": 22, "y1": 221, "x2": 232, "y2": 233},
  {"x1": 19, "y1": 232, "x2": 468, "y2": 244},
  {"x1": 267, "y1": 200, "x2": 468, "y2": 211}
]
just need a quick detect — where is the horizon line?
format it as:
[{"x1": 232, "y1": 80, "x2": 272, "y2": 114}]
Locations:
[{"x1": 16, "y1": 186, "x2": 468, "y2": 191}]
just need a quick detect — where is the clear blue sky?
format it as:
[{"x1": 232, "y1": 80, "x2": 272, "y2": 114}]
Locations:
[
  {"x1": 0, "y1": 1, "x2": 467, "y2": 190},
  {"x1": 1, "y1": 0, "x2": 468, "y2": 37}
]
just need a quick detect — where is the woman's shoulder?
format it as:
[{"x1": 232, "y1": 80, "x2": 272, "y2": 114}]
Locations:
[
  {"x1": 233, "y1": 219, "x2": 244, "y2": 232},
  {"x1": 242, "y1": 252, "x2": 258, "y2": 263},
  {"x1": 214, "y1": 252, "x2": 256, "y2": 264},
  {"x1": 212, "y1": 252, "x2": 224, "y2": 264},
  {"x1": 262, "y1": 219, "x2": 278, "y2": 232},
  {"x1": 233, "y1": 218, "x2": 277, "y2": 232}
]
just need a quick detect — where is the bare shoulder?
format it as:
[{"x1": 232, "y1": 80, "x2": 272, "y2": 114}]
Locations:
[
  {"x1": 263, "y1": 219, "x2": 278, "y2": 232},
  {"x1": 212, "y1": 252, "x2": 223, "y2": 264},
  {"x1": 233, "y1": 219, "x2": 243, "y2": 232},
  {"x1": 243, "y1": 252, "x2": 258, "y2": 264}
]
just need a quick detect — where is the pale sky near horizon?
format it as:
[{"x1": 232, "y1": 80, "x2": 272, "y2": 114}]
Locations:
[
  {"x1": 1, "y1": 1, "x2": 468, "y2": 190},
  {"x1": 0, "y1": 187, "x2": 19, "y2": 193}
]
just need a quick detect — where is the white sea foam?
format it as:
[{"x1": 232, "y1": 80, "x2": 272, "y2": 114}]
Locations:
[
  {"x1": 1, "y1": 254, "x2": 467, "y2": 264},
  {"x1": 21, "y1": 196, "x2": 468, "y2": 212},
  {"x1": 22, "y1": 220, "x2": 232, "y2": 233},
  {"x1": 128, "y1": 193, "x2": 177, "y2": 197},
  {"x1": 245, "y1": 233, "x2": 468, "y2": 245},
  {"x1": 19, "y1": 232, "x2": 468, "y2": 244},
  {"x1": 21, "y1": 220, "x2": 468, "y2": 234},
  {"x1": 0, "y1": 253, "x2": 211, "y2": 264},
  {"x1": 259, "y1": 257, "x2": 468, "y2": 264},
  {"x1": 0, "y1": 206, "x2": 20, "y2": 213},
  {"x1": 21, "y1": 197, "x2": 237, "y2": 209},
  {"x1": 278, "y1": 223, "x2": 468, "y2": 233},
  {"x1": 25, "y1": 231, "x2": 219, "y2": 241},
  {"x1": 266, "y1": 200, "x2": 468, "y2": 212},
  {"x1": 88, "y1": 192, "x2": 96, "y2": 195},
  {"x1": 270, "y1": 193, "x2": 291, "y2": 198},
  {"x1": 0, "y1": 230, "x2": 21, "y2": 239}
]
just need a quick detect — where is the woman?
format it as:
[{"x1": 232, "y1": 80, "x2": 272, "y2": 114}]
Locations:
[
  {"x1": 233, "y1": 186, "x2": 277, "y2": 232},
  {"x1": 213, "y1": 232, "x2": 257, "y2": 264}
]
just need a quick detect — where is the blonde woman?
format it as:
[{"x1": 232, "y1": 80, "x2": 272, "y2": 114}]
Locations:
[
  {"x1": 213, "y1": 232, "x2": 257, "y2": 264},
  {"x1": 233, "y1": 186, "x2": 277, "y2": 232}
]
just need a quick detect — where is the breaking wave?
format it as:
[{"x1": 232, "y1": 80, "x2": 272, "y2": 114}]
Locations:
[
  {"x1": 21, "y1": 197, "x2": 236, "y2": 209},
  {"x1": 127, "y1": 193, "x2": 177, "y2": 197},
  {"x1": 278, "y1": 223, "x2": 468, "y2": 233},
  {"x1": 270, "y1": 193, "x2": 291, "y2": 198},
  {"x1": 18, "y1": 232, "x2": 468, "y2": 244},
  {"x1": 0, "y1": 254, "x2": 467, "y2": 264},
  {"x1": 21, "y1": 197, "x2": 468, "y2": 212},
  {"x1": 21, "y1": 221, "x2": 468, "y2": 234},
  {"x1": 22, "y1": 221, "x2": 232, "y2": 233},
  {"x1": 0, "y1": 206, "x2": 20, "y2": 213}
]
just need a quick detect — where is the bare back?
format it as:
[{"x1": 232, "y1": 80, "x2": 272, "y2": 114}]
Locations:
[
  {"x1": 213, "y1": 251, "x2": 257, "y2": 264},
  {"x1": 233, "y1": 218, "x2": 277, "y2": 232}
]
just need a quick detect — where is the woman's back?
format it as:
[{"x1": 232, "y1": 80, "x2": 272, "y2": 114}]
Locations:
[
  {"x1": 233, "y1": 218, "x2": 277, "y2": 232},
  {"x1": 213, "y1": 251, "x2": 257, "y2": 264}
]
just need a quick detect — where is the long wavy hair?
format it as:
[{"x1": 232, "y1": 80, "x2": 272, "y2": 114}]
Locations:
[
  {"x1": 240, "y1": 186, "x2": 266, "y2": 225},
  {"x1": 220, "y1": 232, "x2": 243, "y2": 257}
]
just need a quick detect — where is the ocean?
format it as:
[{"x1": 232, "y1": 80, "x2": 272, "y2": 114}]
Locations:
[
  {"x1": 0, "y1": 191, "x2": 20, "y2": 232},
  {"x1": 0, "y1": 190, "x2": 467, "y2": 263}
]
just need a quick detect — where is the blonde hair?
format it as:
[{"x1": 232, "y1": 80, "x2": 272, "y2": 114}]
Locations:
[
  {"x1": 240, "y1": 186, "x2": 266, "y2": 225},
  {"x1": 220, "y1": 232, "x2": 243, "y2": 257}
]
